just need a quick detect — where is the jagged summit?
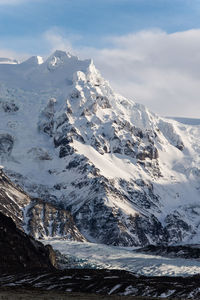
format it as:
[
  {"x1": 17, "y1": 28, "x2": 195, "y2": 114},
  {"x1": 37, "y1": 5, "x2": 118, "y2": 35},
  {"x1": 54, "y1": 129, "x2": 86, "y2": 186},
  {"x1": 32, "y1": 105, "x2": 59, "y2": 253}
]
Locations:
[
  {"x1": 20, "y1": 50, "x2": 91, "y2": 70},
  {"x1": 46, "y1": 50, "x2": 78, "y2": 62},
  {"x1": 1, "y1": 51, "x2": 200, "y2": 246},
  {"x1": 51, "y1": 49, "x2": 72, "y2": 58},
  {"x1": 0, "y1": 50, "x2": 95, "y2": 92}
]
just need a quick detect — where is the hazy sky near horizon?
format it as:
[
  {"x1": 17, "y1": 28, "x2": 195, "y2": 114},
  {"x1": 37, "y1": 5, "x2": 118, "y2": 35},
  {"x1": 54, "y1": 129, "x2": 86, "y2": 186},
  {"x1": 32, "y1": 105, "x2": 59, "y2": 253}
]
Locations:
[{"x1": 1, "y1": 0, "x2": 200, "y2": 117}]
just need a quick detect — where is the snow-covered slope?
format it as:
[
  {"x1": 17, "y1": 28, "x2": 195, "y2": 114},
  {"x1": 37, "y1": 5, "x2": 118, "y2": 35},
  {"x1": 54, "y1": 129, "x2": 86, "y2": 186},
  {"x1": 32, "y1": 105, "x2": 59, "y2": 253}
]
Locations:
[{"x1": 1, "y1": 50, "x2": 200, "y2": 246}]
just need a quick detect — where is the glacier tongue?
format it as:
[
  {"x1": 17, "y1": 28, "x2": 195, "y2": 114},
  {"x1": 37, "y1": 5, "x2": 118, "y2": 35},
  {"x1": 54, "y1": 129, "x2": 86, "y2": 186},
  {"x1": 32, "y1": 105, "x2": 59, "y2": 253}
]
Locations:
[{"x1": 0, "y1": 50, "x2": 200, "y2": 246}]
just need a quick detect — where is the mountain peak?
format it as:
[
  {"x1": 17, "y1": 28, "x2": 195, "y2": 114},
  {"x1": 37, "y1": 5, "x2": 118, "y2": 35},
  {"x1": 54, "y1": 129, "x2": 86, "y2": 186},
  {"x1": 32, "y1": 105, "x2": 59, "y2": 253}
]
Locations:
[
  {"x1": 20, "y1": 51, "x2": 77, "y2": 68},
  {"x1": 51, "y1": 50, "x2": 73, "y2": 59},
  {"x1": 47, "y1": 50, "x2": 78, "y2": 63},
  {"x1": 44, "y1": 50, "x2": 82, "y2": 71}
]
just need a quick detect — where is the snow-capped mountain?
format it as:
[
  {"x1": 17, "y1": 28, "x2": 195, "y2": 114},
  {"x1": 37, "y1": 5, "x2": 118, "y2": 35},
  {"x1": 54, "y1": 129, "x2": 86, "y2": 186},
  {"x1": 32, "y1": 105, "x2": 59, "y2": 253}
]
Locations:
[{"x1": 1, "y1": 50, "x2": 200, "y2": 246}]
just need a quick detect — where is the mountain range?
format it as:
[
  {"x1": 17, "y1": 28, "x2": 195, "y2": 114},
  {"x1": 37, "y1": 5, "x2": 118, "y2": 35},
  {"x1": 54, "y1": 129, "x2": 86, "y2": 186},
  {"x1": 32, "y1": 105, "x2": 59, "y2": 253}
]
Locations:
[{"x1": 1, "y1": 50, "x2": 200, "y2": 246}]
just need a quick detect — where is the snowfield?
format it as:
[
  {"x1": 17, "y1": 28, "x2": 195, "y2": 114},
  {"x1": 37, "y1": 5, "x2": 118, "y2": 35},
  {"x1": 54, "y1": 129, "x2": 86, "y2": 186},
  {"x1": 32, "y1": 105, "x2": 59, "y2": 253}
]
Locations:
[{"x1": 43, "y1": 239, "x2": 200, "y2": 277}]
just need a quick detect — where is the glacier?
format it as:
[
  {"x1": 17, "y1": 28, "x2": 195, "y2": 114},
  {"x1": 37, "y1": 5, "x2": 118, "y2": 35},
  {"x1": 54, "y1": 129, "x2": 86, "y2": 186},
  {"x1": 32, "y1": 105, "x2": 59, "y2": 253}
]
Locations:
[{"x1": 43, "y1": 239, "x2": 200, "y2": 277}]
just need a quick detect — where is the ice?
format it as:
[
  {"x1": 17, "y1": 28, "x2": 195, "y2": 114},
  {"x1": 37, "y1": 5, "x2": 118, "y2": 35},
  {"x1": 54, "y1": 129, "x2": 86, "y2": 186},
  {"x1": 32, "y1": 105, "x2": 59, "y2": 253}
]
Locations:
[{"x1": 43, "y1": 239, "x2": 200, "y2": 277}]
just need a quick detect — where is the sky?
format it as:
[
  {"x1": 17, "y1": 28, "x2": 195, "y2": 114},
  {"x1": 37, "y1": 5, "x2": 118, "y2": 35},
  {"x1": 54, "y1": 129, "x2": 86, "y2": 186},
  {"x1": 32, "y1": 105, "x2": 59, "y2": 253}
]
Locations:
[{"x1": 1, "y1": 0, "x2": 200, "y2": 117}]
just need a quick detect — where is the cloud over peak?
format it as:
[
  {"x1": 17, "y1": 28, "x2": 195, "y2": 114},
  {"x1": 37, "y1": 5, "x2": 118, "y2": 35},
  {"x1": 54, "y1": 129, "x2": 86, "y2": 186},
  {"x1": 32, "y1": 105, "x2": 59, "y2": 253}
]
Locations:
[
  {"x1": 86, "y1": 29, "x2": 200, "y2": 117},
  {"x1": 1, "y1": 28, "x2": 200, "y2": 118}
]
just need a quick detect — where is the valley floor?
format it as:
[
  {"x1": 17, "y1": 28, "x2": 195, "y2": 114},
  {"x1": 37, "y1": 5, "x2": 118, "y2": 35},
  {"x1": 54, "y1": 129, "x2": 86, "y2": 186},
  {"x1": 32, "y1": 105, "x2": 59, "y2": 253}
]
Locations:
[{"x1": 0, "y1": 289, "x2": 170, "y2": 300}]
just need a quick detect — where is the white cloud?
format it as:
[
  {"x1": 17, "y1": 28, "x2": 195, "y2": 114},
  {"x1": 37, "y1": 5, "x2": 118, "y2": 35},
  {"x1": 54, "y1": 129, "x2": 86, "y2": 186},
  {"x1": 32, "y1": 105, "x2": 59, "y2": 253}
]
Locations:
[
  {"x1": 43, "y1": 28, "x2": 77, "y2": 55},
  {"x1": 78, "y1": 29, "x2": 200, "y2": 118}
]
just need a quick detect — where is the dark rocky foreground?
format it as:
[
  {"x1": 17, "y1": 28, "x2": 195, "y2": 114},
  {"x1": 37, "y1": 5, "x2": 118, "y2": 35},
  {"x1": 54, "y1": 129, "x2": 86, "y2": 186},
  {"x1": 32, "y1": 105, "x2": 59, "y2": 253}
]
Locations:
[
  {"x1": 0, "y1": 211, "x2": 56, "y2": 272},
  {"x1": 1, "y1": 268, "x2": 200, "y2": 299}
]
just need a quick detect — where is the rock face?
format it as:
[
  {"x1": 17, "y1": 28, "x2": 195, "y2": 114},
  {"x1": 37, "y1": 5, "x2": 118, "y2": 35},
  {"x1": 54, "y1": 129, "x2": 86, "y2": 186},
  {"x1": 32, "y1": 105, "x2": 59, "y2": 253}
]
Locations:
[
  {"x1": 136, "y1": 244, "x2": 200, "y2": 260},
  {"x1": 26, "y1": 198, "x2": 85, "y2": 241},
  {"x1": 0, "y1": 169, "x2": 85, "y2": 241},
  {"x1": 0, "y1": 50, "x2": 200, "y2": 246},
  {"x1": 0, "y1": 211, "x2": 56, "y2": 273},
  {"x1": 0, "y1": 168, "x2": 29, "y2": 231}
]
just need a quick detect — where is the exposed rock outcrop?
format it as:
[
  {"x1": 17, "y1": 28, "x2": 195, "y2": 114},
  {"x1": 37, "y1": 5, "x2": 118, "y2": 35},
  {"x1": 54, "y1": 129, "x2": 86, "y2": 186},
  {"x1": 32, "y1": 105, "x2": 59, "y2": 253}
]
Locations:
[
  {"x1": 0, "y1": 169, "x2": 85, "y2": 241},
  {"x1": 136, "y1": 244, "x2": 200, "y2": 260},
  {"x1": 0, "y1": 211, "x2": 56, "y2": 273}
]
